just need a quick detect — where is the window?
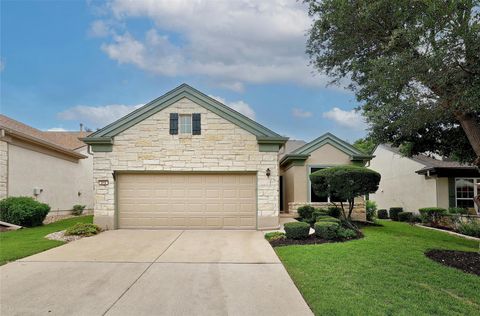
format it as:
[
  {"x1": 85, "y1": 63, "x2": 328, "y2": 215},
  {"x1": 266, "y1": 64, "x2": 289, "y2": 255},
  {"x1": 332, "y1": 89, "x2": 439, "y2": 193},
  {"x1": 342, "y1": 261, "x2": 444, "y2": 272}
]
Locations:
[
  {"x1": 179, "y1": 115, "x2": 192, "y2": 134},
  {"x1": 455, "y1": 178, "x2": 479, "y2": 211},
  {"x1": 309, "y1": 167, "x2": 346, "y2": 203}
]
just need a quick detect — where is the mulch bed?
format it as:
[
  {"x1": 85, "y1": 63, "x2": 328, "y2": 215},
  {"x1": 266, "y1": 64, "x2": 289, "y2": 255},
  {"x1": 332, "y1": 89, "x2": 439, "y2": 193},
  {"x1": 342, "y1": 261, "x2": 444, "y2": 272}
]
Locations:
[
  {"x1": 269, "y1": 233, "x2": 362, "y2": 247},
  {"x1": 425, "y1": 249, "x2": 480, "y2": 276}
]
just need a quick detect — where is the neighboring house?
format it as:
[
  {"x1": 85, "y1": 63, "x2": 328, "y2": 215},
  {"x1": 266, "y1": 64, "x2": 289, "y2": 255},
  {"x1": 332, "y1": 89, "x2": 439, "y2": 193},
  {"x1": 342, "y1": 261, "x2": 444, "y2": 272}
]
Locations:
[
  {"x1": 0, "y1": 115, "x2": 93, "y2": 215},
  {"x1": 279, "y1": 133, "x2": 373, "y2": 220},
  {"x1": 82, "y1": 84, "x2": 288, "y2": 230},
  {"x1": 369, "y1": 144, "x2": 480, "y2": 214}
]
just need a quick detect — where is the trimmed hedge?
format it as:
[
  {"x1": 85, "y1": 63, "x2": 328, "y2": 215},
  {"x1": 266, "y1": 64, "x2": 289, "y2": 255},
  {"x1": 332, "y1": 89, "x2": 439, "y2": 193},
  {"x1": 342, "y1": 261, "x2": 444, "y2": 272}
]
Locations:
[
  {"x1": 65, "y1": 223, "x2": 100, "y2": 237},
  {"x1": 316, "y1": 216, "x2": 341, "y2": 223},
  {"x1": 337, "y1": 227, "x2": 357, "y2": 239},
  {"x1": 398, "y1": 212, "x2": 413, "y2": 222},
  {"x1": 389, "y1": 207, "x2": 404, "y2": 221},
  {"x1": 0, "y1": 196, "x2": 50, "y2": 227},
  {"x1": 264, "y1": 231, "x2": 286, "y2": 241},
  {"x1": 72, "y1": 204, "x2": 86, "y2": 216},
  {"x1": 284, "y1": 222, "x2": 310, "y2": 239},
  {"x1": 448, "y1": 207, "x2": 468, "y2": 215},
  {"x1": 297, "y1": 205, "x2": 315, "y2": 220},
  {"x1": 314, "y1": 222, "x2": 339, "y2": 239},
  {"x1": 326, "y1": 207, "x2": 341, "y2": 218},
  {"x1": 419, "y1": 207, "x2": 447, "y2": 225},
  {"x1": 377, "y1": 209, "x2": 388, "y2": 219}
]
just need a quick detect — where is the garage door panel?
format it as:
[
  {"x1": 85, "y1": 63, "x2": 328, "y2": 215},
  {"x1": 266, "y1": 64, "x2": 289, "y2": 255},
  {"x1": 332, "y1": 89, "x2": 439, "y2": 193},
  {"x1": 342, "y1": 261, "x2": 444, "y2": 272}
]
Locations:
[{"x1": 118, "y1": 173, "x2": 256, "y2": 229}]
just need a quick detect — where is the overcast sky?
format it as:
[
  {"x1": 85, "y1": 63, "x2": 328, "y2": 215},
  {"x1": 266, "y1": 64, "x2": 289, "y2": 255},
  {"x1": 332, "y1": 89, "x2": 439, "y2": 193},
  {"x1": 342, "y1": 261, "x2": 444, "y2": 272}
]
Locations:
[{"x1": 1, "y1": 0, "x2": 367, "y2": 143}]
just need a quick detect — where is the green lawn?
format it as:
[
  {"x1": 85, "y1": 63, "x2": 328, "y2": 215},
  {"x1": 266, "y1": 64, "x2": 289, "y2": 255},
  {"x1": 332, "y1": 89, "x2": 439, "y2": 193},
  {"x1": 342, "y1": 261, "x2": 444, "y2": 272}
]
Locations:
[
  {"x1": 276, "y1": 221, "x2": 480, "y2": 316},
  {"x1": 0, "y1": 215, "x2": 93, "y2": 265}
]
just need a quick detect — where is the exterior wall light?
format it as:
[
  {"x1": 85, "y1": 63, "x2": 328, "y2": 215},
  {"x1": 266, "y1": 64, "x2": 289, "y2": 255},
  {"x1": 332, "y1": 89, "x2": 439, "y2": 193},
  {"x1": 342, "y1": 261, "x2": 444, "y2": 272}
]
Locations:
[{"x1": 266, "y1": 168, "x2": 271, "y2": 177}]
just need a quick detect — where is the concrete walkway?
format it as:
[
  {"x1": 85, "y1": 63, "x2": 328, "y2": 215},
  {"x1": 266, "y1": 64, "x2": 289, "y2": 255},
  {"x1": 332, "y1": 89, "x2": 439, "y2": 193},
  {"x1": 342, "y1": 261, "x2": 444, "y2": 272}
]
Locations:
[{"x1": 1, "y1": 230, "x2": 312, "y2": 316}]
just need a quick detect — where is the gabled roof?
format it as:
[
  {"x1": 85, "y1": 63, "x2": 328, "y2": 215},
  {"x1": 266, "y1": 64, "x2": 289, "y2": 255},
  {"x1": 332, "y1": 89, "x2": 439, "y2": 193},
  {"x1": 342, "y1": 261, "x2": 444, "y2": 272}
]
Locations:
[
  {"x1": 85, "y1": 84, "x2": 286, "y2": 142},
  {"x1": 280, "y1": 133, "x2": 372, "y2": 168}
]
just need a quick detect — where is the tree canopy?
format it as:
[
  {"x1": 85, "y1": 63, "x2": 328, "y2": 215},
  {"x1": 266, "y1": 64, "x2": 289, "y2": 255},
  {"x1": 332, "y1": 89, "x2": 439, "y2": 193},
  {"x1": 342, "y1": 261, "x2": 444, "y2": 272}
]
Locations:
[
  {"x1": 305, "y1": 0, "x2": 480, "y2": 165},
  {"x1": 353, "y1": 137, "x2": 377, "y2": 155}
]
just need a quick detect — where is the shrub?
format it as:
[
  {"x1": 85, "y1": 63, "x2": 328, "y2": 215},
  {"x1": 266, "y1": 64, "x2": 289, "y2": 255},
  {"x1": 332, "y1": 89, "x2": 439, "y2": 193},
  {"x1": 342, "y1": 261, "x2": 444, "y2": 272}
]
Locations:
[
  {"x1": 326, "y1": 206, "x2": 341, "y2": 218},
  {"x1": 297, "y1": 205, "x2": 315, "y2": 220},
  {"x1": 419, "y1": 207, "x2": 448, "y2": 226},
  {"x1": 312, "y1": 209, "x2": 328, "y2": 221},
  {"x1": 337, "y1": 227, "x2": 357, "y2": 239},
  {"x1": 284, "y1": 221, "x2": 310, "y2": 239},
  {"x1": 377, "y1": 209, "x2": 388, "y2": 219},
  {"x1": 410, "y1": 214, "x2": 422, "y2": 223},
  {"x1": 366, "y1": 200, "x2": 377, "y2": 221},
  {"x1": 65, "y1": 223, "x2": 100, "y2": 237},
  {"x1": 316, "y1": 216, "x2": 341, "y2": 223},
  {"x1": 0, "y1": 196, "x2": 50, "y2": 227},
  {"x1": 398, "y1": 212, "x2": 413, "y2": 222},
  {"x1": 264, "y1": 231, "x2": 285, "y2": 241},
  {"x1": 389, "y1": 207, "x2": 404, "y2": 221},
  {"x1": 72, "y1": 204, "x2": 86, "y2": 216},
  {"x1": 314, "y1": 221, "x2": 340, "y2": 239},
  {"x1": 456, "y1": 219, "x2": 480, "y2": 238},
  {"x1": 448, "y1": 207, "x2": 468, "y2": 215}
]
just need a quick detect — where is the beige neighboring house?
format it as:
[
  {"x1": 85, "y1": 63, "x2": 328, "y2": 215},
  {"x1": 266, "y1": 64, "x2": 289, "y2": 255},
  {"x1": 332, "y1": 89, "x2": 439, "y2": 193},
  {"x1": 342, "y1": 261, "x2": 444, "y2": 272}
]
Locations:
[
  {"x1": 369, "y1": 144, "x2": 480, "y2": 214},
  {"x1": 279, "y1": 133, "x2": 373, "y2": 220},
  {"x1": 0, "y1": 115, "x2": 94, "y2": 216}
]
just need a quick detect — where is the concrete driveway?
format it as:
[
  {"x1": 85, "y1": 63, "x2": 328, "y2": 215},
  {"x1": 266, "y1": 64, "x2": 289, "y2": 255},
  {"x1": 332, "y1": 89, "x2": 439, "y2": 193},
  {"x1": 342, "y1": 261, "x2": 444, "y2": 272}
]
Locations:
[{"x1": 1, "y1": 230, "x2": 312, "y2": 316}]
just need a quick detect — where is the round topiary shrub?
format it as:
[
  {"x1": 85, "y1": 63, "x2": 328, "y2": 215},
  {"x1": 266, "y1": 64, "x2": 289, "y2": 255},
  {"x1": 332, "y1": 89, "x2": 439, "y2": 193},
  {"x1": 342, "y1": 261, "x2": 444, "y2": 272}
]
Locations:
[
  {"x1": 297, "y1": 205, "x2": 315, "y2": 220},
  {"x1": 389, "y1": 207, "x2": 404, "y2": 221},
  {"x1": 377, "y1": 209, "x2": 388, "y2": 219},
  {"x1": 419, "y1": 207, "x2": 448, "y2": 226},
  {"x1": 316, "y1": 216, "x2": 341, "y2": 223},
  {"x1": 314, "y1": 221, "x2": 340, "y2": 239},
  {"x1": 65, "y1": 223, "x2": 101, "y2": 237},
  {"x1": 398, "y1": 211, "x2": 413, "y2": 222},
  {"x1": 0, "y1": 196, "x2": 50, "y2": 227},
  {"x1": 284, "y1": 221, "x2": 310, "y2": 239}
]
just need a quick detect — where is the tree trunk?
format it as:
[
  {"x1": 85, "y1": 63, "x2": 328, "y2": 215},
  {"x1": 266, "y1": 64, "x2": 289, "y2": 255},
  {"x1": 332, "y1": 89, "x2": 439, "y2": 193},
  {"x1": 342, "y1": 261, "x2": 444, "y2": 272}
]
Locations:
[{"x1": 454, "y1": 111, "x2": 480, "y2": 166}]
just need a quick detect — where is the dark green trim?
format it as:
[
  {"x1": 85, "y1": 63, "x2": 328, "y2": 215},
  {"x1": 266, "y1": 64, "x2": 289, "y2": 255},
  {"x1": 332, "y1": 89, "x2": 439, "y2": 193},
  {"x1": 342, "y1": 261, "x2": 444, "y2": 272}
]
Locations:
[
  {"x1": 85, "y1": 84, "x2": 283, "y2": 141},
  {"x1": 80, "y1": 137, "x2": 113, "y2": 145},
  {"x1": 259, "y1": 144, "x2": 282, "y2": 152},
  {"x1": 91, "y1": 144, "x2": 113, "y2": 152},
  {"x1": 279, "y1": 154, "x2": 309, "y2": 168},
  {"x1": 448, "y1": 177, "x2": 456, "y2": 207}
]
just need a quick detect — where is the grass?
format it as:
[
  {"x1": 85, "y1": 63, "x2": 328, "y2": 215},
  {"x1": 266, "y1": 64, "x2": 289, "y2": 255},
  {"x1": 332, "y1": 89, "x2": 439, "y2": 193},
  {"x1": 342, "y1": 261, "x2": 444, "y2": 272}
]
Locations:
[
  {"x1": 0, "y1": 215, "x2": 93, "y2": 265},
  {"x1": 275, "y1": 220, "x2": 480, "y2": 316}
]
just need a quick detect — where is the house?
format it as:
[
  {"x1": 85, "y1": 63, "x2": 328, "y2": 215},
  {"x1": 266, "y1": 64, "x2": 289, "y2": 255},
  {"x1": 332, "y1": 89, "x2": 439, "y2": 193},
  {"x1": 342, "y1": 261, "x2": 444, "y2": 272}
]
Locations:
[
  {"x1": 279, "y1": 133, "x2": 373, "y2": 220},
  {"x1": 369, "y1": 144, "x2": 480, "y2": 214},
  {"x1": 0, "y1": 115, "x2": 94, "y2": 216}
]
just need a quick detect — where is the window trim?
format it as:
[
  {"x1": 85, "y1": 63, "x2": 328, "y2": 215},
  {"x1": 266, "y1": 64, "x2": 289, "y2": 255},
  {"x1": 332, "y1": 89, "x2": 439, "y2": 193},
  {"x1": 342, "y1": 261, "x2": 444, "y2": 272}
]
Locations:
[
  {"x1": 454, "y1": 177, "x2": 479, "y2": 212},
  {"x1": 179, "y1": 114, "x2": 192, "y2": 134}
]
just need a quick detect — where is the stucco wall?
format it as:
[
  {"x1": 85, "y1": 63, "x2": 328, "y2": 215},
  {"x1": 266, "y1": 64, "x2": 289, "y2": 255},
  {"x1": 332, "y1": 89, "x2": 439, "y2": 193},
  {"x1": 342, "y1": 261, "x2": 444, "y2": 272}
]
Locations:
[
  {"x1": 0, "y1": 140, "x2": 8, "y2": 199},
  {"x1": 92, "y1": 97, "x2": 279, "y2": 230},
  {"x1": 369, "y1": 145, "x2": 438, "y2": 212},
  {"x1": 7, "y1": 144, "x2": 93, "y2": 213},
  {"x1": 436, "y1": 177, "x2": 450, "y2": 209}
]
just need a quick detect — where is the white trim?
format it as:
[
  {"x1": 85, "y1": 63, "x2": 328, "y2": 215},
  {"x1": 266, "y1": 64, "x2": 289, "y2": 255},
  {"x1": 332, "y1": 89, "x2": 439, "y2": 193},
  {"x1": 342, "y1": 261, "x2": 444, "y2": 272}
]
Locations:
[{"x1": 454, "y1": 177, "x2": 479, "y2": 213}]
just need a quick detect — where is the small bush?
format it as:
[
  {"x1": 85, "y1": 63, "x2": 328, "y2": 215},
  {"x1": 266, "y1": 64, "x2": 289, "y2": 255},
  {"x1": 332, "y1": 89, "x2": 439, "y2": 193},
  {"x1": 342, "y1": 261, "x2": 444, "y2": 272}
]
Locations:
[
  {"x1": 327, "y1": 206, "x2": 341, "y2": 218},
  {"x1": 398, "y1": 212, "x2": 413, "y2": 222},
  {"x1": 0, "y1": 196, "x2": 50, "y2": 227},
  {"x1": 264, "y1": 231, "x2": 285, "y2": 241},
  {"x1": 410, "y1": 214, "x2": 422, "y2": 223},
  {"x1": 366, "y1": 200, "x2": 377, "y2": 221},
  {"x1": 313, "y1": 209, "x2": 328, "y2": 220},
  {"x1": 419, "y1": 207, "x2": 447, "y2": 226},
  {"x1": 377, "y1": 209, "x2": 389, "y2": 219},
  {"x1": 389, "y1": 207, "x2": 404, "y2": 221},
  {"x1": 297, "y1": 205, "x2": 315, "y2": 220},
  {"x1": 316, "y1": 216, "x2": 341, "y2": 223},
  {"x1": 65, "y1": 223, "x2": 100, "y2": 237},
  {"x1": 72, "y1": 204, "x2": 86, "y2": 216},
  {"x1": 456, "y1": 220, "x2": 480, "y2": 238},
  {"x1": 337, "y1": 227, "x2": 357, "y2": 239},
  {"x1": 314, "y1": 222, "x2": 340, "y2": 239},
  {"x1": 448, "y1": 207, "x2": 468, "y2": 215},
  {"x1": 284, "y1": 221, "x2": 310, "y2": 239}
]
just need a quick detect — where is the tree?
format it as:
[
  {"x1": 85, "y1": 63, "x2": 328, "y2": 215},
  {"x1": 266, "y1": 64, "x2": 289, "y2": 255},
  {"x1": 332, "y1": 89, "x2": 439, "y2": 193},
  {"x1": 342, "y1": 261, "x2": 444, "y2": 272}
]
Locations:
[
  {"x1": 310, "y1": 165, "x2": 381, "y2": 230},
  {"x1": 305, "y1": 0, "x2": 480, "y2": 165},
  {"x1": 353, "y1": 137, "x2": 376, "y2": 154}
]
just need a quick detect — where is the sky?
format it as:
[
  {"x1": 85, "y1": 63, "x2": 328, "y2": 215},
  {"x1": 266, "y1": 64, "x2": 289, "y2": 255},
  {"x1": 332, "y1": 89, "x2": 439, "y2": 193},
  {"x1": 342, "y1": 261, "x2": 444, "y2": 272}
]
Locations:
[{"x1": 0, "y1": 0, "x2": 367, "y2": 143}]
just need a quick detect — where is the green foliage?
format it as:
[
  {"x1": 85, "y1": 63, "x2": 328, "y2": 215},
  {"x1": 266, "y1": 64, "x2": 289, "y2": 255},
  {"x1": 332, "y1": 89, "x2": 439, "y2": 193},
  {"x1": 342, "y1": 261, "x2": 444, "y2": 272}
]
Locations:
[
  {"x1": 65, "y1": 223, "x2": 100, "y2": 237},
  {"x1": 310, "y1": 165, "x2": 381, "y2": 221},
  {"x1": 448, "y1": 207, "x2": 469, "y2": 215},
  {"x1": 377, "y1": 209, "x2": 388, "y2": 219},
  {"x1": 0, "y1": 197, "x2": 50, "y2": 227},
  {"x1": 314, "y1": 221, "x2": 340, "y2": 239},
  {"x1": 366, "y1": 200, "x2": 377, "y2": 221},
  {"x1": 264, "y1": 231, "x2": 286, "y2": 242},
  {"x1": 456, "y1": 220, "x2": 480, "y2": 238},
  {"x1": 326, "y1": 206, "x2": 341, "y2": 218},
  {"x1": 297, "y1": 205, "x2": 315, "y2": 220},
  {"x1": 398, "y1": 212, "x2": 413, "y2": 222},
  {"x1": 316, "y1": 216, "x2": 341, "y2": 224},
  {"x1": 72, "y1": 204, "x2": 86, "y2": 216},
  {"x1": 389, "y1": 207, "x2": 404, "y2": 221},
  {"x1": 353, "y1": 137, "x2": 376, "y2": 155},
  {"x1": 336, "y1": 227, "x2": 357, "y2": 239},
  {"x1": 284, "y1": 222, "x2": 310, "y2": 239},
  {"x1": 419, "y1": 207, "x2": 448, "y2": 226},
  {"x1": 305, "y1": 0, "x2": 480, "y2": 164}
]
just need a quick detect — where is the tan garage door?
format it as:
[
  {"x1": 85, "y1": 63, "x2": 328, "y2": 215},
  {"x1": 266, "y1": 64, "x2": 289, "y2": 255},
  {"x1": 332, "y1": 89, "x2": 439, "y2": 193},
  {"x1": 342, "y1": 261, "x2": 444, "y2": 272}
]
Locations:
[{"x1": 117, "y1": 173, "x2": 257, "y2": 229}]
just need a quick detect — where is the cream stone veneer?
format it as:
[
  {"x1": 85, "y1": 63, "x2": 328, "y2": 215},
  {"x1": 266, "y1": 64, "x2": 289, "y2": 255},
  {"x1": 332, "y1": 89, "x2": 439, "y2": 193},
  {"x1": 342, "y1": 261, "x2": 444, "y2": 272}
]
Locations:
[
  {"x1": 93, "y1": 98, "x2": 279, "y2": 230},
  {"x1": 0, "y1": 140, "x2": 8, "y2": 199}
]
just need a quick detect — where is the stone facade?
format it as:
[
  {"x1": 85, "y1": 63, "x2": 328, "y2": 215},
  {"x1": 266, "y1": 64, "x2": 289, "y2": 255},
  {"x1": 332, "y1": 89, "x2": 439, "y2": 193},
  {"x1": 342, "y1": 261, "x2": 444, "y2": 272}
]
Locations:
[
  {"x1": 93, "y1": 97, "x2": 279, "y2": 230},
  {"x1": 0, "y1": 140, "x2": 7, "y2": 199},
  {"x1": 287, "y1": 201, "x2": 367, "y2": 221}
]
